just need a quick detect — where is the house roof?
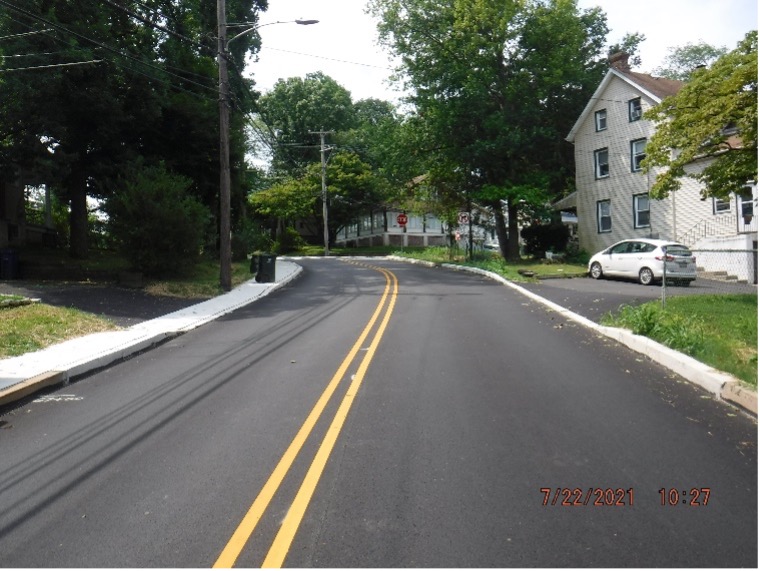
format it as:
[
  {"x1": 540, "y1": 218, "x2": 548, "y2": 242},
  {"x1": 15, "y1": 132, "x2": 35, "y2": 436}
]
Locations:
[{"x1": 565, "y1": 67, "x2": 684, "y2": 143}]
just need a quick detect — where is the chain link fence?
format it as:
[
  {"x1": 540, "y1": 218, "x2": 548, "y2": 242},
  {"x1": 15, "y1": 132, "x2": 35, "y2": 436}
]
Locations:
[{"x1": 661, "y1": 247, "x2": 758, "y2": 305}]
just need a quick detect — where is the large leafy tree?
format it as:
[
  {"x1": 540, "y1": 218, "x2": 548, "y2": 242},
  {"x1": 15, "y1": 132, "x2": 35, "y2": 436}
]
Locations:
[
  {"x1": 250, "y1": 150, "x2": 380, "y2": 245},
  {"x1": 256, "y1": 72, "x2": 357, "y2": 176},
  {"x1": 0, "y1": 0, "x2": 265, "y2": 259},
  {"x1": 643, "y1": 31, "x2": 757, "y2": 199},
  {"x1": 652, "y1": 41, "x2": 728, "y2": 81},
  {"x1": 368, "y1": 0, "x2": 609, "y2": 260}
]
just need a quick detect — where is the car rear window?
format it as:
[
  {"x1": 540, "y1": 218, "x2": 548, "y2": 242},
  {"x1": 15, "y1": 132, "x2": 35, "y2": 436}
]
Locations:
[{"x1": 665, "y1": 244, "x2": 692, "y2": 256}]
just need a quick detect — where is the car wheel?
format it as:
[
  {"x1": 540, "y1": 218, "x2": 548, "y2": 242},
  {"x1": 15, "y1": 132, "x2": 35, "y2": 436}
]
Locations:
[
  {"x1": 589, "y1": 262, "x2": 603, "y2": 280},
  {"x1": 638, "y1": 267, "x2": 655, "y2": 285}
]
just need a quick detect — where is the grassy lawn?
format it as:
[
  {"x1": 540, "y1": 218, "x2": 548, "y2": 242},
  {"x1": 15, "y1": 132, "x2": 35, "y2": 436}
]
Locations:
[{"x1": 0, "y1": 300, "x2": 120, "y2": 358}]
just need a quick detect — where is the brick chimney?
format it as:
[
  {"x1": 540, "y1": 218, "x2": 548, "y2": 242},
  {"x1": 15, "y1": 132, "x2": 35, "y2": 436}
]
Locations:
[{"x1": 609, "y1": 51, "x2": 631, "y2": 72}]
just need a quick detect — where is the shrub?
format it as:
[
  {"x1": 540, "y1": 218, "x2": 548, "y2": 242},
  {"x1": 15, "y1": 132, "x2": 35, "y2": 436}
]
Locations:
[
  {"x1": 232, "y1": 219, "x2": 273, "y2": 261},
  {"x1": 106, "y1": 164, "x2": 211, "y2": 277},
  {"x1": 520, "y1": 223, "x2": 570, "y2": 258},
  {"x1": 273, "y1": 226, "x2": 306, "y2": 254}
]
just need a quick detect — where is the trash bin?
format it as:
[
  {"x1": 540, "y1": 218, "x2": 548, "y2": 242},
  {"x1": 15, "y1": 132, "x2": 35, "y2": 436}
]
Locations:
[
  {"x1": 255, "y1": 253, "x2": 277, "y2": 283},
  {"x1": 249, "y1": 254, "x2": 259, "y2": 274},
  {"x1": 0, "y1": 249, "x2": 19, "y2": 280}
]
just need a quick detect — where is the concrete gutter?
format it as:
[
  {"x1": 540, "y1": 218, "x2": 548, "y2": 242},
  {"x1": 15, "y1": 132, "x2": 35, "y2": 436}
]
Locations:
[{"x1": 389, "y1": 256, "x2": 758, "y2": 417}]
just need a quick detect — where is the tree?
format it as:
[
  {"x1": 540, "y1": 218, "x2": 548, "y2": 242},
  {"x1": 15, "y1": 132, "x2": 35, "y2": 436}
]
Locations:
[
  {"x1": 106, "y1": 163, "x2": 211, "y2": 277},
  {"x1": 368, "y1": 0, "x2": 610, "y2": 260},
  {"x1": 0, "y1": 0, "x2": 265, "y2": 260},
  {"x1": 643, "y1": 31, "x2": 757, "y2": 199},
  {"x1": 256, "y1": 73, "x2": 357, "y2": 176},
  {"x1": 607, "y1": 32, "x2": 646, "y2": 67},
  {"x1": 249, "y1": 151, "x2": 380, "y2": 245},
  {"x1": 652, "y1": 41, "x2": 728, "y2": 81}
]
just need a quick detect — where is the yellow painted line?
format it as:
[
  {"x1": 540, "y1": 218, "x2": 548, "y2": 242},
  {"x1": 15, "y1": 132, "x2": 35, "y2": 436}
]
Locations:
[
  {"x1": 261, "y1": 268, "x2": 398, "y2": 568},
  {"x1": 213, "y1": 265, "x2": 393, "y2": 569}
]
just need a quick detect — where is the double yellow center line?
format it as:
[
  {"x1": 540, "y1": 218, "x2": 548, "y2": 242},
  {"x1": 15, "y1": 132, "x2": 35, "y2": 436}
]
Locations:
[{"x1": 214, "y1": 263, "x2": 398, "y2": 568}]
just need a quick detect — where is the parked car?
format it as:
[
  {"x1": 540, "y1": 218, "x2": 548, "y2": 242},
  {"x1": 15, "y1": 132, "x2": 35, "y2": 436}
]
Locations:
[{"x1": 588, "y1": 239, "x2": 697, "y2": 286}]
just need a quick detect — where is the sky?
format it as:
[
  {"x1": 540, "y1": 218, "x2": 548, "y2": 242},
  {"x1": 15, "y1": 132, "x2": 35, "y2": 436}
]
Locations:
[{"x1": 248, "y1": 0, "x2": 758, "y2": 105}]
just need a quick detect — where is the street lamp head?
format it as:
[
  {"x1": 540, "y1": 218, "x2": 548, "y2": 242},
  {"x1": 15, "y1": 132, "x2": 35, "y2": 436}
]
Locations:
[{"x1": 295, "y1": 19, "x2": 319, "y2": 25}]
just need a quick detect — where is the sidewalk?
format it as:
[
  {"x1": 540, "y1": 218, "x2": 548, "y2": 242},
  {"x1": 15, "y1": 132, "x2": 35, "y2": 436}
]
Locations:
[{"x1": 0, "y1": 260, "x2": 302, "y2": 407}]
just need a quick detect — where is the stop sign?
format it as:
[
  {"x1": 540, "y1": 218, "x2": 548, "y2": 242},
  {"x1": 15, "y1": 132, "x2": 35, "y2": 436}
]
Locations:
[{"x1": 397, "y1": 213, "x2": 408, "y2": 226}]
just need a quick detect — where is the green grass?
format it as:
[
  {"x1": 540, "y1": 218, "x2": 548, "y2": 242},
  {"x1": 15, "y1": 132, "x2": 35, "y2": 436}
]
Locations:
[
  {"x1": 392, "y1": 246, "x2": 589, "y2": 281},
  {"x1": 0, "y1": 303, "x2": 119, "y2": 358},
  {"x1": 602, "y1": 295, "x2": 758, "y2": 387}
]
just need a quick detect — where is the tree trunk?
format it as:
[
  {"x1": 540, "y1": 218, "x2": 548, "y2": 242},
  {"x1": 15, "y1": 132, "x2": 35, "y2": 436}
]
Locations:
[
  {"x1": 492, "y1": 201, "x2": 510, "y2": 260},
  {"x1": 492, "y1": 198, "x2": 521, "y2": 262},
  {"x1": 68, "y1": 169, "x2": 89, "y2": 259},
  {"x1": 506, "y1": 197, "x2": 520, "y2": 261}
]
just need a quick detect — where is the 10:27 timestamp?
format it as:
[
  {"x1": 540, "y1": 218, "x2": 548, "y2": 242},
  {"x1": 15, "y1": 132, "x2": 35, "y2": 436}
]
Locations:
[{"x1": 659, "y1": 488, "x2": 711, "y2": 506}]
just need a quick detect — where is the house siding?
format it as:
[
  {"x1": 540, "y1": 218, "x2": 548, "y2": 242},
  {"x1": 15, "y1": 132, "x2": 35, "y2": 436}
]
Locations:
[
  {"x1": 572, "y1": 74, "x2": 742, "y2": 254},
  {"x1": 573, "y1": 74, "x2": 661, "y2": 254}
]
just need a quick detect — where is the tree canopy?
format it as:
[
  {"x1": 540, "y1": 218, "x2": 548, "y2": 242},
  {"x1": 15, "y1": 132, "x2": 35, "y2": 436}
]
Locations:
[
  {"x1": 256, "y1": 72, "x2": 357, "y2": 176},
  {"x1": 0, "y1": 0, "x2": 265, "y2": 258},
  {"x1": 643, "y1": 31, "x2": 758, "y2": 199},
  {"x1": 652, "y1": 41, "x2": 729, "y2": 81},
  {"x1": 368, "y1": 0, "x2": 610, "y2": 259}
]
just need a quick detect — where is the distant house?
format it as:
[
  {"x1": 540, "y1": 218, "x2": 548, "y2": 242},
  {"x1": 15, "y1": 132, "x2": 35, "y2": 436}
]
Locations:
[
  {"x1": 1, "y1": 174, "x2": 57, "y2": 250},
  {"x1": 564, "y1": 52, "x2": 757, "y2": 281}
]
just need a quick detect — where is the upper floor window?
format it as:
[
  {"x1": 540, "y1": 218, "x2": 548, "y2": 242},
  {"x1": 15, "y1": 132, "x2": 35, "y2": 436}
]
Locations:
[
  {"x1": 594, "y1": 148, "x2": 609, "y2": 179},
  {"x1": 628, "y1": 98, "x2": 642, "y2": 122},
  {"x1": 633, "y1": 194, "x2": 650, "y2": 228},
  {"x1": 595, "y1": 109, "x2": 607, "y2": 132},
  {"x1": 631, "y1": 138, "x2": 647, "y2": 172}
]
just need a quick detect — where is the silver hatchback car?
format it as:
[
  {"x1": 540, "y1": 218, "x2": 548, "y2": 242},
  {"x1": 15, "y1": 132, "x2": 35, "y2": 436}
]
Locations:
[{"x1": 588, "y1": 239, "x2": 697, "y2": 286}]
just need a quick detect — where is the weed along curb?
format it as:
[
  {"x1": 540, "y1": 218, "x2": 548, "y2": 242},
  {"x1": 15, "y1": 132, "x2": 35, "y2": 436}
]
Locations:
[{"x1": 387, "y1": 255, "x2": 758, "y2": 417}]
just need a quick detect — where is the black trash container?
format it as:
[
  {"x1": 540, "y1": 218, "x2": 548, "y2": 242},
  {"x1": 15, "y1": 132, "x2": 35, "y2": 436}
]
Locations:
[
  {"x1": 249, "y1": 254, "x2": 259, "y2": 274},
  {"x1": 0, "y1": 249, "x2": 19, "y2": 280},
  {"x1": 256, "y1": 253, "x2": 277, "y2": 283}
]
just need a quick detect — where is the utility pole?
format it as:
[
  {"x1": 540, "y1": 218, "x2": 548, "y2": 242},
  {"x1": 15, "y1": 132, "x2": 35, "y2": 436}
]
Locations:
[
  {"x1": 310, "y1": 129, "x2": 333, "y2": 256},
  {"x1": 217, "y1": 0, "x2": 232, "y2": 291},
  {"x1": 216, "y1": 10, "x2": 317, "y2": 290}
]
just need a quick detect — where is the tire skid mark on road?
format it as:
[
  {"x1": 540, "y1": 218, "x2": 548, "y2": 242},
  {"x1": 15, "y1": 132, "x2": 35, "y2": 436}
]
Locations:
[{"x1": 213, "y1": 262, "x2": 398, "y2": 569}]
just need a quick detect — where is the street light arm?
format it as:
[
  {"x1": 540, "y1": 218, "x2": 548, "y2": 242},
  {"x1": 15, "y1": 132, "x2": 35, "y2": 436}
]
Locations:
[{"x1": 227, "y1": 19, "x2": 318, "y2": 46}]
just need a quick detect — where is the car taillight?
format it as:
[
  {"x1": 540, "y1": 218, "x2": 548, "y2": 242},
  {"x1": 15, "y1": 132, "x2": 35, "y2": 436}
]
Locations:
[{"x1": 655, "y1": 255, "x2": 675, "y2": 262}]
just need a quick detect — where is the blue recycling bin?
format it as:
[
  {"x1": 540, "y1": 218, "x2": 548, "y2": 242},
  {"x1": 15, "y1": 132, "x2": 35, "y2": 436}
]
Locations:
[{"x1": 0, "y1": 249, "x2": 19, "y2": 280}]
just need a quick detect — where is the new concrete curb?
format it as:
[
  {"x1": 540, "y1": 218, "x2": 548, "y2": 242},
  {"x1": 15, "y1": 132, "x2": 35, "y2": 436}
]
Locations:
[
  {"x1": 0, "y1": 261, "x2": 303, "y2": 407},
  {"x1": 388, "y1": 256, "x2": 757, "y2": 417}
]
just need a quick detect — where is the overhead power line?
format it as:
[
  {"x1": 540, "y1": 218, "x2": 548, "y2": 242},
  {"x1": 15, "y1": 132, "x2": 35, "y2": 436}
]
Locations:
[
  {"x1": 0, "y1": 59, "x2": 102, "y2": 72},
  {"x1": 0, "y1": 0, "x2": 219, "y2": 94},
  {"x1": 261, "y1": 45, "x2": 394, "y2": 70}
]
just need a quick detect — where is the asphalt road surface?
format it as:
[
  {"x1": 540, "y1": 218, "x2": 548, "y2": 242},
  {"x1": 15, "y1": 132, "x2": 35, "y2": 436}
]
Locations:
[{"x1": 0, "y1": 259, "x2": 756, "y2": 567}]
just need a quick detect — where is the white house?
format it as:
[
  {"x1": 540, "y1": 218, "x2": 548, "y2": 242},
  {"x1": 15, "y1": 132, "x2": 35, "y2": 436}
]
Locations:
[{"x1": 564, "y1": 52, "x2": 757, "y2": 282}]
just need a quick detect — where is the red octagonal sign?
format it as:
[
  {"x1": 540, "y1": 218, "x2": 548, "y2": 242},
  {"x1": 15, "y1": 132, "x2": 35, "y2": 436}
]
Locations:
[{"x1": 397, "y1": 213, "x2": 408, "y2": 226}]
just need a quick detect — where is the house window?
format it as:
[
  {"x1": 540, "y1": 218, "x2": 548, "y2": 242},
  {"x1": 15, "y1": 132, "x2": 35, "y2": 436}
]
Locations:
[
  {"x1": 594, "y1": 148, "x2": 609, "y2": 179},
  {"x1": 629, "y1": 98, "x2": 642, "y2": 122},
  {"x1": 595, "y1": 109, "x2": 607, "y2": 131},
  {"x1": 597, "y1": 200, "x2": 611, "y2": 233},
  {"x1": 631, "y1": 138, "x2": 647, "y2": 172},
  {"x1": 633, "y1": 194, "x2": 650, "y2": 228},
  {"x1": 713, "y1": 197, "x2": 731, "y2": 214}
]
